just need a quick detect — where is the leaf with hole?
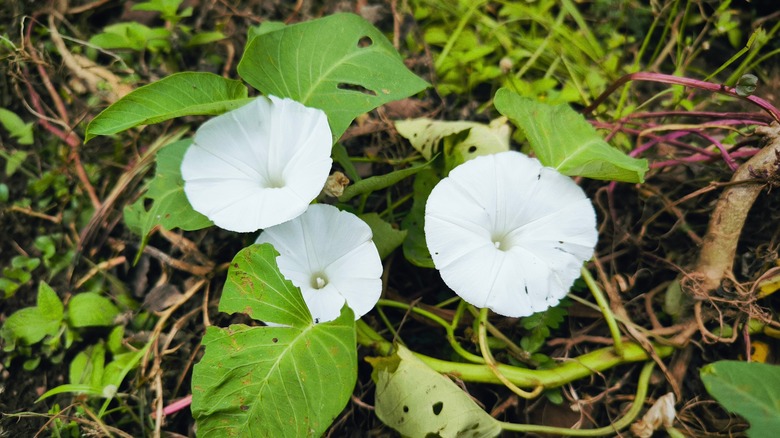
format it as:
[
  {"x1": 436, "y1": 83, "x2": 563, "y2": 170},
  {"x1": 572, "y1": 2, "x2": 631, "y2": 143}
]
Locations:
[
  {"x1": 395, "y1": 117, "x2": 510, "y2": 171},
  {"x1": 191, "y1": 244, "x2": 357, "y2": 437},
  {"x1": 367, "y1": 344, "x2": 501, "y2": 437},
  {"x1": 494, "y1": 88, "x2": 648, "y2": 182},
  {"x1": 237, "y1": 13, "x2": 429, "y2": 139}
]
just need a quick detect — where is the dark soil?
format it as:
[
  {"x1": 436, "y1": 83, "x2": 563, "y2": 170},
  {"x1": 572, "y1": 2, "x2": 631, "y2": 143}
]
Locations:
[{"x1": 3, "y1": 0, "x2": 780, "y2": 437}]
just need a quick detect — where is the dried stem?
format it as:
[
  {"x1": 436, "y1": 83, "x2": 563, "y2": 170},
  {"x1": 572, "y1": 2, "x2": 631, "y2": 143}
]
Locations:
[{"x1": 692, "y1": 123, "x2": 780, "y2": 293}]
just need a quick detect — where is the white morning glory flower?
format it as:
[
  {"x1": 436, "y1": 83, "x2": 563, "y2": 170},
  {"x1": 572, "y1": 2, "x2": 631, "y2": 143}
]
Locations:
[
  {"x1": 424, "y1": 151, "x2": 598, "y2": 318},
  {"x1": 256, "y1": 204, "x2": 383, "y2": 324},
  {"x1": 181, "y1": 95, "x2": 333, "y2": 233}
]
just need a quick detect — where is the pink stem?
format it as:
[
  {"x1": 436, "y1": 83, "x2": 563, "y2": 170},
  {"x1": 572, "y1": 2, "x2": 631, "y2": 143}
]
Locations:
[{"x1": 584, "y1": 72, "x2": 780, "y2": 122}]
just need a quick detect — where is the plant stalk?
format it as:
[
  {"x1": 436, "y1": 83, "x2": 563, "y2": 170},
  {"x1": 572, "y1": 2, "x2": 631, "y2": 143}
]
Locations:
[
  {"x1": 582, "y1": 266, "x2": 625, "y2": 356},
  {"x1": 498, "y1": 361, "x2": 655, "y2": 436},
  {"x1": 356, "y1": 320, "x2": 673, "y2": 388},
  {"x1": 693, "y1": 124, "x2": 780, "y2": 293}
]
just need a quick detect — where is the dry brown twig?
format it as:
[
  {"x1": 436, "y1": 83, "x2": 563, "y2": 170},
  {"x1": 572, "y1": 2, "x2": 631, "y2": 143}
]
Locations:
[{"x1": 688, "y1": 123, "x2": 780, "y2": 294}]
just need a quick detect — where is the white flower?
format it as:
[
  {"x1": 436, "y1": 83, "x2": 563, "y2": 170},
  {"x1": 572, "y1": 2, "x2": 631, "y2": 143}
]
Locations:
[
  {"x1": 424, "y1": 151, "x2": 598, "y2": 317},
  {"x1": 256, "y1": 204, "x2": 383, "y2": 324},
  {"x1": 181, "y1": 95, "x2": 333, "y2": 233}
]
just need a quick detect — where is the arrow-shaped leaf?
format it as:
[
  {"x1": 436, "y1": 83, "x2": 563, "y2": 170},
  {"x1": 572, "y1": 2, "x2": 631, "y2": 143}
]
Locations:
[{"x1": 494, "y1": 88, "x2": 647, "y2": 183}]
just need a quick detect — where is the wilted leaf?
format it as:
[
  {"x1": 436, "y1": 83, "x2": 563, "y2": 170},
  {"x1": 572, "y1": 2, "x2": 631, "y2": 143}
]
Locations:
[
  {"x1": 395, "y1": 117, "x2": 510, "y2": 170},
  {"x1": 368, "y1": 344, "x2": 501, "y2": 437}
]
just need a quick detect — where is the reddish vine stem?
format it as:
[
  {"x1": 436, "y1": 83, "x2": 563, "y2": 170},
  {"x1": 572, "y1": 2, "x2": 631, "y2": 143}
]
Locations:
[
  {"x1": 584, "y1": 72, "x2": 780, "y2": 123},
  {"x1": 23, "y1": 13, "x2": 101, "y2": 209}
]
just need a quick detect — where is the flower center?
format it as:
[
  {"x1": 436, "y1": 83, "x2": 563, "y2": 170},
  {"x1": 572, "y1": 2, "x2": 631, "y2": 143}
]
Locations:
[
  {"x1": 311, "y1": 273, "x2": 329, "y2": 290},
  {"x1": 491, "y1": 233, "x2": 511, "y2": 251},
  {"x1": 263, "y1": 177, "x2": 285, "y2": 189}
]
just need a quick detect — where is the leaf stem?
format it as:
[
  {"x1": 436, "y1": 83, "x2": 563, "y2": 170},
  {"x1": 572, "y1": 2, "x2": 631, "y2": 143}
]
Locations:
[
  {"x1": 584, "y1": 72, "x2": 780, "y2": 123},
  {"x1": 582, "y1": 266, "x2": 625, "y2": 357},
  {"x1": 376, "y1": 299, "x2": 484, "y2": 363},
  {"x1": 356, "y1": 320, "x2": 674, "y2": 388},
  {"x1": 477, "y1": 307, "x2": 543, "y2": 399},
  {"x1": 497, "y1": 361, "x2": 655, "y2": 436}
]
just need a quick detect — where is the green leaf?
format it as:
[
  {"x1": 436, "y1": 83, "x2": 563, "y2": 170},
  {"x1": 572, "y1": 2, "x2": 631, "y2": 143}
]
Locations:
[
  {"x1": 494, "y1": 88, "x2": 648, "y2": 182},
  {"x1": 736, "y1": 74, "x2": 758, "y2": 97},
  {"x1": 101, "y1": 347, "x2": 147, "y2": 388},
  {"x1": 0, "y1": 183, "x2": 8, "y2": 202},
  {"x1": 401, "y1": 169, "x2": 440, "y2": 268},
  {"x1": 89, "y1": 22, "x2": 171, "y2": 52},
  {"x1": 67, "y1": 293, "x2": 120, "y2": 328},
  {"x1": 192, "y1": 243, "x2": 357, "y2": 437},
  {"x1": 237, "y1": 13, "x2": 429, "y2": 139},
  {"x1": 360, "y1": 213, "x2": 407, "y2": 260},
  {"x1": 132, "y1": 0, "x2": 182, "y2": 19},
  {"x1": 69, "y1": 343, "x2": 106, "y2": 388},
  {"x1": 124, "y1": 139, "x2": 212, "y2": 242},
  {"x1": 0, "y1": 108, "x2": 34, "y2": 145},
  {"x1": 395, "y1": 117, "x2": 510, "y2": 171},
  {"x1": 0, "y1": 282, "x2": 63, "y2": 348},
  {"x1": 85, "y1": 72, "x2": 250, "y2": 141},
  {"x1": 218, "y1": 244, "x2": 311, "y2": 326},
  {"x1": 38, "y1": 282, "x2": 63, "y2": 320},
  {"x1": 37, "y1": 384, "x2": 104, "y2": 401},
  {"x1": 701, "y1": 360, "x2": 780, "y2": 437},
  {"x1": 186, "y1": 31, "x2": 226, "y2": 46},
  {"x1": 368, "y1": 344, "x2": 501, "y2": 437},
  {"x1": 247, "y1": 21, "x2": 286, "y2": 41},
  {"x1": 338, "y1": 159, "x2": 433, "y2": 202}
]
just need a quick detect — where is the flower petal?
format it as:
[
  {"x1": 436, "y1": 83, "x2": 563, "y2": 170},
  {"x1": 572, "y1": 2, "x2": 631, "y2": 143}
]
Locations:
[
  {"x1": 257, "y1": 204, "x2": 383, "y2": 323},
  {"x1": 302, "y1": 285, "x2": 346, "y2": 324},
  {"x1": 181, "y1": 96, "x2": 333, "y2": 232},
  {"x1": 425, "y1": 151, "x2": 597, "y2": 317}
]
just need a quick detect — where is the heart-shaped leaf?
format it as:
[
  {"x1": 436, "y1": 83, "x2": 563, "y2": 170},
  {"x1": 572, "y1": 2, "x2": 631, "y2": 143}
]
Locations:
[
  {"x1": 85, "y1": 72, "x2": 250, "y2": 141},
  {"x1": 494, "y1": 88, "x2": 648, "y2": 182},
  {"x1": 192, "y1": 244, "x2": 357, "y2": 437},
  {"x1": 237, "y1": 13, "x2": 429, "y2": 139}
]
